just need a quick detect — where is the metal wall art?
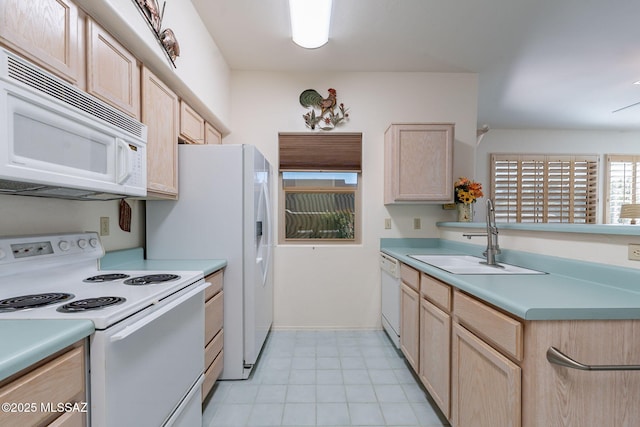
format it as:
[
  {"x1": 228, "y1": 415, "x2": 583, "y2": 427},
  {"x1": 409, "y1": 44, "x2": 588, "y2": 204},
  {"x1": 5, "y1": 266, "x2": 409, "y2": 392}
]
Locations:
[
  {"x1": 133, "y1": 0, "x2": 180, "y2": 67},
  {"x1": 299, "y1": 88, "x2": 350, "y2": 130}
]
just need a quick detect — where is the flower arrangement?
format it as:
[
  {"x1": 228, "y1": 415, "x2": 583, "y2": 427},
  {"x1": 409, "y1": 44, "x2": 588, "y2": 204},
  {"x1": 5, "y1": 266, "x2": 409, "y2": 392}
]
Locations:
[{"x1": 454, "y1": 177, "x2": 483, "y2": 204}]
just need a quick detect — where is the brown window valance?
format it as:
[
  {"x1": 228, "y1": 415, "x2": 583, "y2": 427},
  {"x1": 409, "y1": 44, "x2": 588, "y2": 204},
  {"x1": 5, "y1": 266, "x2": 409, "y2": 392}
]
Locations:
[{"x1": 278, "y1": 132, "x2": 362, "y2": 172}]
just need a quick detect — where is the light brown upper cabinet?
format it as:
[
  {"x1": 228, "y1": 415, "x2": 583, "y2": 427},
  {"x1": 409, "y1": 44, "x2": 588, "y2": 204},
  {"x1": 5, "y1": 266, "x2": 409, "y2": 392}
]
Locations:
[
  {"x1": 384, "y1": 123, "x2": 454, "y2": 204},
  {"x1": 0, "y1": 0, "x2": 82, "y2": 85},
  {"x1": 86, "y1": 18, "x2": 140, "y2": 119},
  {"x1": 142, "y1": 67, "x2": 179, "y2": 199},
  {"x1": 205, "y1": 122, "x2": 222, "y2": 144},
  {"x1": 179, "y1": 101, "x2": 206, "y2": 144}
]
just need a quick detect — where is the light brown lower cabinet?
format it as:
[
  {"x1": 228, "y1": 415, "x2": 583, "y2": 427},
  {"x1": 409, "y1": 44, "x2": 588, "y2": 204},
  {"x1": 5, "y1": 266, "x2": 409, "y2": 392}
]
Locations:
[
  {"x1": 0, "y1": 341, "x2": 87, "y2": 427},
  {"x1": 203, "y1": 269, "x2": 224, "y2": 401},
  {"x1": 451, "y1": 322, "x2": 521, "y2": 427},
  {"x1": 398, "y1": 264, "x2": 640, "y2": 427},
  {"x1": 419, "y1": 297, "x2": 451, "y2": 419},
  {"x1": 521, "y1": 319, "x2": 640, "y2": 427},
  {"x1": 400, "y1": 282, "x2": 420, "y2": 372}
]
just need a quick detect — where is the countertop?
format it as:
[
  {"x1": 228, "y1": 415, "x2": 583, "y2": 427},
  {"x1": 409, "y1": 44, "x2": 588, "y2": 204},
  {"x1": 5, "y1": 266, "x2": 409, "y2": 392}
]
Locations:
[
  {"x1": 0, "y1": 320, "x2": 94, "y2": 382},
  {"x1": 381, "y1": 238, "x2": 640, "y2": 321},
  {"x1": 100, "y1": 247, "x2": 226, "y2": 276}
]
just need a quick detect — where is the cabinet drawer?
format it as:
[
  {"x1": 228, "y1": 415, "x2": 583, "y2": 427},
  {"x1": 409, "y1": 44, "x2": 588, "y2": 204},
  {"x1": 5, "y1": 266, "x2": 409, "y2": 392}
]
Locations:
[
  {"x1": 400, "y1": 263, "x2": 420, "y2": 291},
  {"x1": 205, "y1": 290, "x2": 224, "y2": 345},
  {"x1": 202, "y1": 350, "x2": 223, "y2": 401},
  {"x1": 205, "y1": 329, "x2": 223, "y2": 371},
  {"x1": 205, "y1": 269, "x2": 224, "y2": 301},
  {"x1": 0, "y1": 345, "x2": 85, "y2": 427},
  {"x1": 454, "y1": 291, "x2": 523, "y2": 361},
  {"x1": 420, "y1": 273, "x2": 451, "y2": 312}
]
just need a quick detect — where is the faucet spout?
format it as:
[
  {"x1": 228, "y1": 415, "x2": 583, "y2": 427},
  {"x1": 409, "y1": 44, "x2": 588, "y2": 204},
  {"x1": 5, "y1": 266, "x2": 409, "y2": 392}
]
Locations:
[{"x1": 483, "y1": 198, "x2": 501, "y2": 265}]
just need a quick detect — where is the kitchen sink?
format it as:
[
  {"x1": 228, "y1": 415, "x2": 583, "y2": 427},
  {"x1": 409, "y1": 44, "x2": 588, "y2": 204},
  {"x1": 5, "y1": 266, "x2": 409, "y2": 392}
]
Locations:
[{"x1": 409, "y1": 255, "x2": 546, "y2": 275}]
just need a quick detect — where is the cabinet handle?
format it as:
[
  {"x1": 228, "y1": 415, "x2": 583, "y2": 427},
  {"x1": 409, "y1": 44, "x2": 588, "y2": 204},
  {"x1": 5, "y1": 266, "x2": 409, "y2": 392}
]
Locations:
[{"x1": 547, "y1": 347, "x2": 640, "y2": 371}]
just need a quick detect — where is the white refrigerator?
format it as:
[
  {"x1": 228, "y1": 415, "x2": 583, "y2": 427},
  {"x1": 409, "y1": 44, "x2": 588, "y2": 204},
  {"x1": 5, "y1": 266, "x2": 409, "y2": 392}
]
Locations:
[{"x1": 146, "y1": 144, "x2": 273, "y2": 380}]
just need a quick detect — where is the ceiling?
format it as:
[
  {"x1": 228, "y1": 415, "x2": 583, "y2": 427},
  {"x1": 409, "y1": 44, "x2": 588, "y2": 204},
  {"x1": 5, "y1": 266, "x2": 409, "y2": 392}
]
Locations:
[{"x1": 190, "y1": 0, "x2": 640, "y2": 131}]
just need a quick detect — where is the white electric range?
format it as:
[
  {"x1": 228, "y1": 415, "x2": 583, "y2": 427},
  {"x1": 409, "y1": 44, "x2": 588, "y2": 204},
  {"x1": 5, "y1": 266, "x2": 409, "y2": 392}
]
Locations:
[{"x1": 0, "y1": 232, "x2": 207, "y2": 427}]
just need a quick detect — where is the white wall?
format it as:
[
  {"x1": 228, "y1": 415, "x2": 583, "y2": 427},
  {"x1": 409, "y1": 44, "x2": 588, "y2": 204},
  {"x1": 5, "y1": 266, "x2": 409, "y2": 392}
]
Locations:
[
  {"x1": 228, "y1": 71, "x2": 478, "y2": 329},
  {"x1": 0, "y1": 196, "x2": 144, "y2": 252}
]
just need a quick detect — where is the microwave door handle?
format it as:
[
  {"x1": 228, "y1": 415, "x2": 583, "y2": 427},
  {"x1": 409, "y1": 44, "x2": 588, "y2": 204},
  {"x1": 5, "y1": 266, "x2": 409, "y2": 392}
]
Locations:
[{"x1": 116, "y1": 138, "x2": 133, "y2": 184}]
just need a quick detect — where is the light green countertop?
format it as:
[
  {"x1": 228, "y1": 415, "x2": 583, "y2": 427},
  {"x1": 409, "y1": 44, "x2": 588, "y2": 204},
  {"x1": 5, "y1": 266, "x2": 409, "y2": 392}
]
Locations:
[
  {"x1": 100, "y1": 247, "x2": 226, "y2": 276},
  {"x1": 0, "y1": 320, "x2": 94, "y2": 382},
  {"x1": 381, "y1": 238, "x2": 640, "y2": 321}
]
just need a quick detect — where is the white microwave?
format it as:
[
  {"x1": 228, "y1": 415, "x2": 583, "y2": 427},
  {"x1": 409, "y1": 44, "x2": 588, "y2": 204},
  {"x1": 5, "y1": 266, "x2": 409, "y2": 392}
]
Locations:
[{"x1": 0, "y1": 49, "x2": 147, "y2": 200}]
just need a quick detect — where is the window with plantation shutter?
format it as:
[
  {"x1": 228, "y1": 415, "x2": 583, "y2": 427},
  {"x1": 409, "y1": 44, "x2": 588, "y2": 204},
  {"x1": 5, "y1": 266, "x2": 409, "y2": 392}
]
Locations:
[
  {"x1": 605, "y1": 155, "x2": 640, "y2": 224},
  {"x1": 491, "y1": 154, "x2": 598, "y2": 223}
]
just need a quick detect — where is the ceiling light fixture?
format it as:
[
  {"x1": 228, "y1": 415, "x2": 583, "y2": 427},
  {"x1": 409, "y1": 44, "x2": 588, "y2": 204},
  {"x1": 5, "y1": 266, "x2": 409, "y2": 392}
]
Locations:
[{"x1": 289, "y1": 0, "x2": 332, "y2": 49}]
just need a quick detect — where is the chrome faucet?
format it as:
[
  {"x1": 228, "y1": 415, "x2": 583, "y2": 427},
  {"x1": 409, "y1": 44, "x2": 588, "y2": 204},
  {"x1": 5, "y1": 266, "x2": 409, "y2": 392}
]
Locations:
[
  {"x1": 483, "y1": 198, "x2": 501, "y2": 265},
  {"x1": 462, "y1": 198, "x2": 501, "y2": 266}
]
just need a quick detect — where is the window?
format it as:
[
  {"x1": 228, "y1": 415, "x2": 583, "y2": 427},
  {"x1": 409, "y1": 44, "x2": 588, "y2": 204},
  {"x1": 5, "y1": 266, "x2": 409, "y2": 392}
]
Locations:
[
  {"x1": 278, "y1": 132, "x2": 362, "y2": 243},
  {"x1": 491, "y1": 154, "x2": 598, "y2": 223},
  {"x1": 282, "y1": 172, "x2": 359, "y2": 241},
  {"x1": 605, "y1": 155, "x2": 640, "y2": 224}
]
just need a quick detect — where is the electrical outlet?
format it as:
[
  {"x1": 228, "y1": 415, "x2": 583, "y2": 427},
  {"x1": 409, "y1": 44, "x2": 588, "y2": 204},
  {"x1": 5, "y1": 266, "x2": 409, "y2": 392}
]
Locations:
[
  {"x1": 413, "y1": 218, "x2": 421, "y2": 229},
  {"x1": 384, "y1": 218, "x2": 392, "y2": 229},
  {"x1": 100, "y1": 217, "x2": 110, "y2": 236},
  {"x1": 628, "y1": 244, "x2": 640, "y2": 261}
]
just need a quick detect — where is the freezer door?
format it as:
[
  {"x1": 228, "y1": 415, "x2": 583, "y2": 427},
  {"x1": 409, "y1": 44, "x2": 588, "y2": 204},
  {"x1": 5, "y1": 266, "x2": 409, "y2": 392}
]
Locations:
[{"x1": 243, "y1": 146, "x2": 274, "y2": 367}]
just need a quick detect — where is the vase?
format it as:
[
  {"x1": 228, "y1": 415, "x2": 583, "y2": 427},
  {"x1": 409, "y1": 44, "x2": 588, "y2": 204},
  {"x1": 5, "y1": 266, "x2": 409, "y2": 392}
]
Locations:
[{"x1": 456, "y1": 203, "x2": 474, "y2": 222}]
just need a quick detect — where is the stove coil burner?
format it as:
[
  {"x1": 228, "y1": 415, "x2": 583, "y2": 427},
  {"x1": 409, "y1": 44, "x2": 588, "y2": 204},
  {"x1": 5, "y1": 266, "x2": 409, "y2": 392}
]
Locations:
[
  {"x1": 124, "y1": 274, "x2": 180, "y2": 286},
  {"x1": 83, "y1": 273, "x2": 130, "y2": 283},
  {"x1": 0, "y1": 293, "x2": 75, "y2": 312},
  {"x1": 57, "y1": 296, "x2": 126, "y2": 313}
]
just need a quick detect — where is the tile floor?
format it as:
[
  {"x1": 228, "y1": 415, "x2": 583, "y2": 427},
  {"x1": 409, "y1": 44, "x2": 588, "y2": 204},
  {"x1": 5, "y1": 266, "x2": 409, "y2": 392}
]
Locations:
[{"x1": 202, "y1": 330, "x2": 450, "y2": 427}]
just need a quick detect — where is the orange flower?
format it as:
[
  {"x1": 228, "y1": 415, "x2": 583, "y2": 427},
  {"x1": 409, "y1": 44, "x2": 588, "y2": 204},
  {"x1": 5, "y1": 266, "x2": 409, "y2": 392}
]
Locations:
[{"x1": 454, "y1": 177, "x2": 483, "y2": 204}]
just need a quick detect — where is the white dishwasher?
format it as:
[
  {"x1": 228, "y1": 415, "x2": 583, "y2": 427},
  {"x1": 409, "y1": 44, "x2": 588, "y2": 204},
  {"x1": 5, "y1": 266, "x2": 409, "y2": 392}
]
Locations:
[{"x1": 380, "y1": 252, "x2": 401, "y2": 348}]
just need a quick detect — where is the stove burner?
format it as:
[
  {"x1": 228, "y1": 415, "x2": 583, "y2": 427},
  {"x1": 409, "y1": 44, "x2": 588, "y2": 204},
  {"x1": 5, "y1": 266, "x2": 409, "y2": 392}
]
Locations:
[
  {"x1": 0, "y1": 293, "x2": 74, "y2": 312},
  {"x1": 124, "y1": 274, "x2": 180, "y2": 286},
  {"x1": 83, "y1": 273, "x2": 130, "y2": 283},
  {"x1": 57, "y1": 296, "x2": 126, "y2": 313}
]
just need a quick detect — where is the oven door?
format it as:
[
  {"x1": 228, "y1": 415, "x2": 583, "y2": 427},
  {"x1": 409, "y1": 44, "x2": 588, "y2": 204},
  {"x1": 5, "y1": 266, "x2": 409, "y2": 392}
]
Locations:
[{"x1": 89, "y1": 281, "x2": 206, "y2": 427}]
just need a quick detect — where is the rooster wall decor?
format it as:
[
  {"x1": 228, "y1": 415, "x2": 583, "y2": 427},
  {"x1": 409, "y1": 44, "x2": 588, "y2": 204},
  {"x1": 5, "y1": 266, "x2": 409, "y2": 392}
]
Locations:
[{"x1": 299, "y1": 88, "x2": 350, "y2": 130}]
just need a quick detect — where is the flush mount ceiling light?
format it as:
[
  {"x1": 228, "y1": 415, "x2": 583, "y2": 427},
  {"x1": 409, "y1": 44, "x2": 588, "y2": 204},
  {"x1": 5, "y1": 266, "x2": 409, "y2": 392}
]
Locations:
[{"x1": 289, "y1": 0, "x2": 332, "y2": 49}]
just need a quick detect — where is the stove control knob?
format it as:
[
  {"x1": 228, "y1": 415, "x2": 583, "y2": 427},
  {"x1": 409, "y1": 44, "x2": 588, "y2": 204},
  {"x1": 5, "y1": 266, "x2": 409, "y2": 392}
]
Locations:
[
  {"x1": 89, "y1": 238, "x2": 99, "y2": 248},
  {"x1": 77, "y1": 239, "x2": 88, "y2": 249},
  {"x1": 58, "y1": 240, "x2": 70, "y2": 251}
]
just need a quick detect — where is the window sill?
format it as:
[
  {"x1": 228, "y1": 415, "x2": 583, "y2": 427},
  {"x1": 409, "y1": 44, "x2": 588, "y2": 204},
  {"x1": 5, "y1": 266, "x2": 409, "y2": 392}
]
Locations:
[{"x1": 436, "y1": 222, "x2": 640, "y2": 237}]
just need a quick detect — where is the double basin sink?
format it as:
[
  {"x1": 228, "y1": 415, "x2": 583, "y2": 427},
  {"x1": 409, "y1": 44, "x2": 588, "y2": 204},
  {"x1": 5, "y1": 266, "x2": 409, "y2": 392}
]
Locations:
[{"x1": 409, "y1": 255, "x2": 546, "y2": 275}]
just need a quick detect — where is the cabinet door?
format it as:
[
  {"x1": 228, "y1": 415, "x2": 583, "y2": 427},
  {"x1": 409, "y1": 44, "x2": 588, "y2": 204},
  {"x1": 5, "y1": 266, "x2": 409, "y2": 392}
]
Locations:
[
  {"x1": 384, "y1": 123, "x2": 454, "y2": 204},
  {"x1": 419, "y1": 298, "x2": 451, "y2": 419},
  {"x1": 452, "y1": 322, "x2": 521, "y2": 427},
  {"x1": 141, "y1": 67, "x2": 179, "y2": 199},
  {"x1": 205, "y1": 122, "x2": 222, "y2": 144},
  {"x1": 0, "y1": 0, "x2": 81, "y2": 84},
  {"x1": 86, "y1": 18, "x2": 140, "y2": 118},
  {"x1": 180, "y1": 101, "x2": 205, "y2": 144},
  {"x1": 400, "y1": 282, "x2": 420, "y2": 372}
]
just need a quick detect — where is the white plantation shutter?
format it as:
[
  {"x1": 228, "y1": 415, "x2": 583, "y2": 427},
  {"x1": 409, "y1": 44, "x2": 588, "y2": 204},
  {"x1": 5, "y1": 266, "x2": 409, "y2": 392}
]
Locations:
[
  {"x1": 605, "y1": 155, "x2": 640, "y2": 223},
  {"x1": 491, "y1": 154, "x2": 598, "y2": 223}
]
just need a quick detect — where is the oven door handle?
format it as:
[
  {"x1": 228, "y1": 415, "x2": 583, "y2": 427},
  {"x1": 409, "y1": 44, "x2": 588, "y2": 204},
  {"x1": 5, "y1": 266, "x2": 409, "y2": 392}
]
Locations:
[{"x1": 110, "y1": 281, "x2": 209, "y2": 342}]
